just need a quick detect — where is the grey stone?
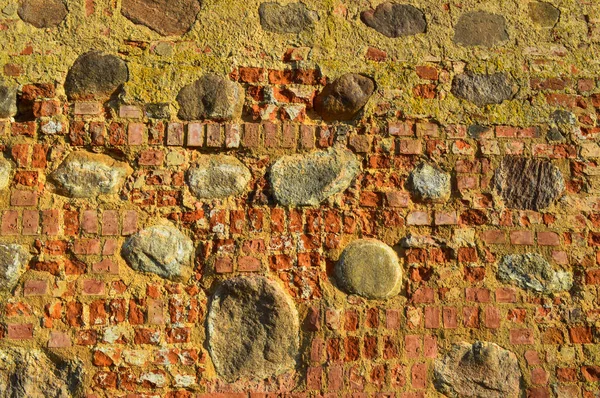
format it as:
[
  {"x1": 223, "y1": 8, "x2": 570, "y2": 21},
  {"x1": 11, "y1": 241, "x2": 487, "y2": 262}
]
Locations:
[
  {"x1": 0, "y1": 244, "x2": 30, "y2": 292},
  {"x1": 0, "y1": 157, "x2": 11, "y2": 190},
  {"x1": 494, "y1": 156, "x2": 564, "y2": 210},
  {"x1": 454, "y1": 11, "x2": 509, "y2": 47},
  {"x1": 451, "y1": 72, "x2": 514, "y2": 107},
  {"x1": 187, "y1": 155, "x2": 251, "y2": 199},
  {"x1": 269, "y1": 147, "x2": 360, "y2": 206},
  {"x1": 314, "y1": 73, "x2": 375, "y2": 121},
  {"x1": 121, "y1": 224, "x2": 194, "y2": 281},
  {"x1": 434, "y1": 341, "x2": 522, "y2": 398},
  {"x1": 467, "y1": 124, "x2": 490, "y2": 139},
  {"x1": 51, "y1": 151, "x2": 132, "y2": 198},
  {"x1": 335, "y1": 239, "x2": 402, "y2": 299},
  {"x1": 176, "y1": 74, "x2": 243, "y2": 121},
  {"x1": 0, "y1": 84, "x2": 17, "y2": 118},
  {"x1": 144, "y1": 103, "x2": 170, "y2": 119},
  {"x1": 258, "y1": 2, "x2": 317, "y2": 34},
  {"x1": 409, "y1": 162, "x2": 451, "y2": 202},
  {"x1": 18, "y1": 0, "x2": 67, "y2": 28},
  {"x1": 498, "y1": 253, "x2": 572, "y2": 294},
  {"x1": 360, "y1": 2, "x2": 426, "y2": 37},
  {"x1": 529, "y1": 2, "x2": 560, "y2": 27},
  {"x1": 121, "y1": 0, "x2": 201, "y2": 36},
  {"x1": 207, "y1": 276, "x2": 299, "y2": 381},
  {"x1": 64, "y1": 51, "x2": 128, "y2": 100}
]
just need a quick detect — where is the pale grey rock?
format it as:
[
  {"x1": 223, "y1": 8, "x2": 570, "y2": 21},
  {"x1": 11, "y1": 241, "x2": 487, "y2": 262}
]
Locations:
[
  {"x1": 0, "y1": 84, "x2": 17, "y2": 118},
  {"x1": 0, "y1": 157, "x2": 11, "y2": 190},
  {"x1": 451, "y1": 72, "x2": 514, "y2": 106},
  {"x1": 176, "y1": 74, "x2": 243, "y2": 121},
  {"x1": 187, "y1": 155, "x2": 251, "y2": 199},
  {"x1": 0, "y1": 244, "x2": 30, "y2": 292},
  {"x1": 259, "y1": 2, "x2": 317, "y2": 33},
  {"x1": 498, "y1": 253, "x2": 572, "y2": 293},
  {"x1": 409, "y1": 162, "x2": 450, "y2": 202},
  {"x1": 454, "y1": 11, "x2": 509, "y2": 47},
  {"x1": 361, "y1": 2, "x2": 426, "y2": 37}
]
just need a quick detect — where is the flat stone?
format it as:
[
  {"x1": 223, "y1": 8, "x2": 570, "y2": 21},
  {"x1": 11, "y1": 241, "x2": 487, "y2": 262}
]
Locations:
[
  {"x1": 360, "y1": 2, "x2": 426, "y2": 37},
  {"x1": 0, "y1": 157, "x2": 11, "y2": 190},
  {"x1": 64, "y1": 51, "x2": 128, "y2": 100},
  {"x1": 187, "y1": 155, "x2": 251, "y2": 199},
  {"x1": 454, "y1": 11, "x2": 509, "y2": 47},
  {"x1": 0, "y1": 244, "x2": 30, "y2": 292},
  {"x1": 409, "y1": 162, "x2": 450, "y2": 202},
  {"x1": 121, "y1": 224, "x2": 194, "y2": 281},
  {"x1": 498, "y1": 253, "x2": 572, "y2": 294},
  {"x1": 50, "y1": 151, "x2": 132, "y2": 198},
  {"x1": 529, "y1": 2, "x2": 560, "y2": 27},
  {"x1": 176, "y1": 74, "x2": 243, "y2": 121},
  {"x1": 18, "y1": 0, "x2": 67, "y2": 28},
  {"x1": 314, "y1": 73, "x2": 375, "y2": 121},
  {"x1": 451, "y1": 72, "x2": 514, "y2": 107},
  {"x1": 207, "y1": 276, "x2": 299, "y2": 381},
  {"x1": 269, "y1": 147, "x2": 360, "y2": 206},
  {"x1": 434, "y1": 341, "x2": 522, "y2": 398},
  {"x1": 335, "y1": 239, "x2": 402, "y2": 299},
  {"x1": 0, "y1": 84, "x2": 17, "y2": 118},
  {"x1": 259, "y1": 2, "x2": 317, "y2": 34},
  {"x1": 121, "y1": 0, "x2": 201, "y2": 36},
  {"x1": 494, "y1": 156, "x2": 564, "y2": 210}
]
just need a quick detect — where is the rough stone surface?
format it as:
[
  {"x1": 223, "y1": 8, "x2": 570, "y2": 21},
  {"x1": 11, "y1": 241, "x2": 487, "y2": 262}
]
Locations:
[
  {"x1": 176, "y1": 74, "x2": 243, "y2": 121},
  {"x1": 207, "y1": 276, "x2": 299, "y2": 381},
  {"x1": 335, "y1": 239, "x2": 402, "y2": 299},
  {"x1": 51, "y1": 151, "x2": 132, "y2": 198},
  {"x1": 0, "y1": 84, "x2": 17, "y2": 118},
  {"x1": 451, "y1": 72, "x2": 514, "y2": 107},
  {"x1": 498, "y1": 253, "x2": 572, "y2": 293},
  {"x1": 360, "y1": 2, "x2": 427, "y2": 38},
  {"x1": 64, "y1": 52, "x2": 128, "y2": 100},
  {"x1": 409, "y1": 162, "x2": 451, "y2": 202},
  {"x1": 0, "y1": 157, "x2": 11, "y2": 190},
  {"x1": 454, "y1": 11, "x2": 509, "y2": 47},
  {"x1": 529, "y1": 2, "x2": 560, "y2": 27},
  {"x1": 314, "y1": 73, "x2": 375, "y2": 121},
  {"x1": 269, "y1": 147, "x2": 360, "y2": 206},
  {"x1": 258, "y1": 2, "x2": 317, "y2": 34},
  {"x1": 121, "y1": 224, "x2": 194, "y2": 281},
  {"x1": 434, "y1": 341, "x2": 522, "y2": 398},
  {"x1": 494, "y1": 156, "x2": 564, "y2": 210},
  {"x1": 187, "y1": 155, "x2": 251, "y2": 199},
  {"x1": 0, "y1": 244, "x2": 30, "y2": 292},
  {"x1": 17, "y1": 0, "x2": 67, "y2": 28},
  {"x1": 121, "y1": 0, "x2": 201, "y2": 36}
]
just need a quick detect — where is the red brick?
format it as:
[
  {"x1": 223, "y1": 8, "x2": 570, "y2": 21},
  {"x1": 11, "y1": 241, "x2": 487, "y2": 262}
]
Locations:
[
  {"x1": 510, "y1": 328, "x2": 535, "y2": 344},
  {"x1": 1, "y1": 210, "x2": 18, "y2": 235},
  {"x1": 510, "y1": 230, "x2": 534, "y2": 245},
  {"x1": 11, "y1": 190, "x2": 37, "y2": 206},
  {"x1": 569, "y1": 326, "x2": 593, "y2": 344},
  {"x1": 7, "y1": 323, "x2": 33, "y2": 339}
]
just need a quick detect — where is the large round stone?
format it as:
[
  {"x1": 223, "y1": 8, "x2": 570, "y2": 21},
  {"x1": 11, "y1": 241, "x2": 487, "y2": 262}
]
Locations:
[
  {"x1": 0, "y1": 84, "x2": 17, "y2": 118},
  {"x1": 207, "y1": 276, "x2": 299, "y2": 382},
  {"x1": 18, "y1": 0, "x2": 67, "y2": 28},
  {"x1": 451, "y1": 72, "x2": 514, "y2": 107},
  {"x1": 0, "y1": 157, "x2": 12, "y2": 190},
  {"x1": 187, "y1": 155, "x2": 251, "y2": 200},
  {"x1": 258, "y1": 2, "x2": 317, "y2": 34},
  {"x1": 409, "y1": 162, "x2": 450, "y2": 202},
  {"x1": 64, "y1": 52, "x2": 128, "y2": 100},
  {"x1": 50, "y1": 151, "x2": 132, "y2": 198},
  {"x1": 335, "y1": 239, "x2": 402, "y2": 299},
  {"x1": 269, "y1": 147, "x2": 360, "y2": 206},
  {"x1": 314, "y1": 73, "x2": 375, "y2": 121},
  {"x1": 121, "y1": 224, "x2": 194, "y2": 282},
  {"x1": 494, "y1": 156, "x2": 564, "y2": 210},
  {"x1": 176, "y1": 74, "x2": 243, "y2": 121},
  {"x1": 453, "y1": 11, "x2": 509, "y2": 47},
  {"x1": 0, "y1": 243, "x2": 30, "y2": 292},
  {"x1": 498, "y1": 253, "x2": 572, "y2": 294},
  {"x1": 434, "y1": 341, "x2": 522, "y2": 398},
  {"x1": 360, "y1": 2, "x2": 426, "y2": 38},
  {"x1": 121, "y1": 0, "x2": 201, "y2": 36}
]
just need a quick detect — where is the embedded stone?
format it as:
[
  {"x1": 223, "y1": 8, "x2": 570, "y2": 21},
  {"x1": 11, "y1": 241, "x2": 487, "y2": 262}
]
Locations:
[
  {"x1": 18, "y1": 0, "x2": 67, "y2": 28},
  {"x1": 335, "y1": 239, "x2": 402, "y2": 299},
  {"x1": 121, "y1": 0, "x2": 201, "y2": 36},
  {"x1": 0, "y1": 157, "x2": 11, "y2": 190},
  {"x1": 64, "y1": 52, "x2": 128, "y2": 100},
  {"x1": 50, "y1": 151, "x2": 132, "y2": 198},
  {"x1": 207, "y1": 276, "x2": 299, "y2": 381},
  {"x1": 454, "y1": 11, "x2": 509, "y2": 47},
  {"x1": 409, "y1": 162, "x2": 450, "y2": 202},
  {"x1": 258, "y1": 2, "x2": 317, "y2": 34},
  {"x1": 498, "y1": 253, "x2": 572, "y2": 293},
  {"x1": 451, "y1": 72, "x2": 514, "y2": 107},
  {"x1": 314, "y1": 73, "x2": 375, "y2": 121},
  {"x1": 269, "y1": 147, "x2": 360, "y2": 206},
  {"x1": 434, "y1": 341, "x2": 522, "y2": 398},
  {"x1": 187, "y1": 155, "x2": 251, "y2": 199},
  {"x1": 0, "y1": 244, "x2": 30, "y2": 292},
  {"x1": 529, "y1": 2, "x2": 560, "y2": 27},
  {"x1": 0, "y1": 84, "x2": 17, "y2": 118},
  {"x1": 176, "y1": 74, "x2": 243, "y2": 121},
  {"x1": 494, "y1": 156, "x2": 564, "y2": 210},
  {"x1": 360, "y1": 2, "x2": 426, "y2": 37},
  {"x1": 121, "y1": 224, "x2": 194, "y2": 281}
]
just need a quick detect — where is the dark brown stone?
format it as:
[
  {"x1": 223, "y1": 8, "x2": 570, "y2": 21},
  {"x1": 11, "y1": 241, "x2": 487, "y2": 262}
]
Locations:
[
  {"x1": 361, "y1": 2, "x2": 426, "y2": 38},
  {"x1": 64, "y1": 51, "x2": 128, "y2": 100},
  {"x1": 454, "y1": 11, "x2": 509, "y2": 47},
  {"x1": 314, "y1": 73, "x2": 375, "y2": 121},
  {"x1": 18, "y1": 0, "x2": 67, "y2": 28},
  {"x1": 121, "y1": 0, "x2": 201, "y2": 36}
]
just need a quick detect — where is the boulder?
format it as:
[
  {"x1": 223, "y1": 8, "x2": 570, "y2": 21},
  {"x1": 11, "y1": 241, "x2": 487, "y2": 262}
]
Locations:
[
  {"x1": 0, "y1": 244, "x2": 30, "y2": 292},
  {"x1": 64, "y1": 52, "x2": 128, "y2": 100},
  {"x1": 18, "y1": 0, "x2": 67, "y2": 28},
  {"x1": 187, "y1": 155, "x2": 251, "y2": 199},
  {"x1": 451, "y1": 72, "x2": 514, "y2": 107},
  {"x1": 360, "y1": 2, "x2": 426, "y2": 37},
  {"x1": 176, "y1": 74, "x2": 243, "y2": 121},
  {"x1": 497, "y1": 253, "x2": 572, "y2": 293},
  {"x1": 409, "y1": 162, "x2": 451, "y2": 202},
  {"x1": 121, "y1": 0, "x2": 201, "y2": 36},
  {"x1": 453, "y1": 11, "x2": 509, "y2": 47},
  {"x1": 258, "y1": 2, "x2": 317, "y2": 33},
  {"x1": 314, "y1": 73, "x2": 375, "y2": 121}
]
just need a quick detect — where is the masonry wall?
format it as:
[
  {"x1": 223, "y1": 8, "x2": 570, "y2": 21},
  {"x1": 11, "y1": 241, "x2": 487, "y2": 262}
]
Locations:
[{"x1": 0, "y1": 0, "x2": 599, "y2": 397}]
